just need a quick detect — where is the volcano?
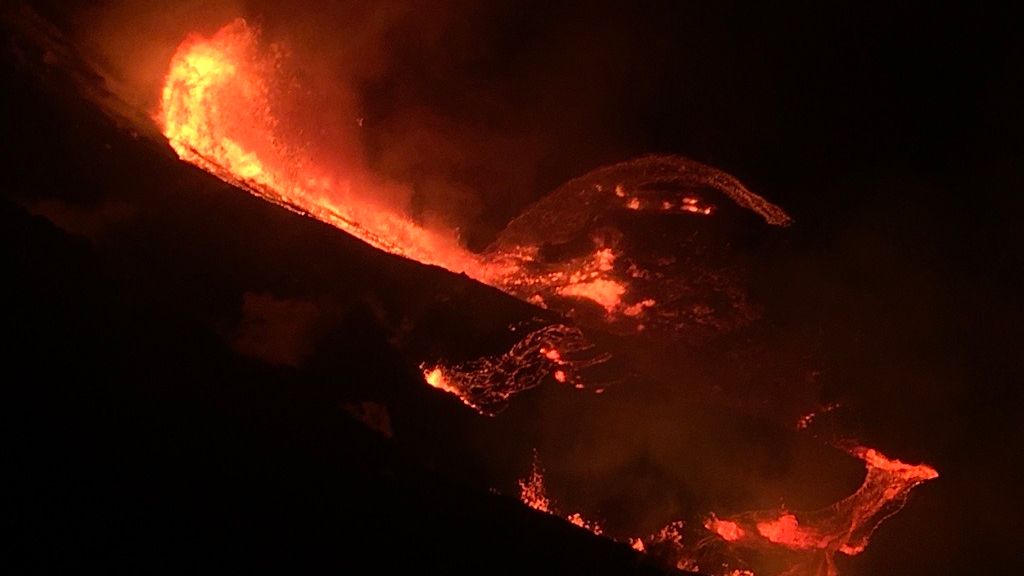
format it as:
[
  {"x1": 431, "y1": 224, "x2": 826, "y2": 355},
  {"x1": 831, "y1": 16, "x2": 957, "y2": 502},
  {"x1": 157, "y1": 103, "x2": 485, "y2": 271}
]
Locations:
[
  {"x1": 2, "y1": 10, "x2": 675, "y2": 574},
  {"x1": 4, "y1": 3, "x2": 1021, "y2": 576}
]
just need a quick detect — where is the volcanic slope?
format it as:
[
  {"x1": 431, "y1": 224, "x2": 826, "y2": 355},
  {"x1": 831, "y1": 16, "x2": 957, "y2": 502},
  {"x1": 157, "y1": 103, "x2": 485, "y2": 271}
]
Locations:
[{"x1": 0, "y1": 23, "x2": 687, "y2": 575}]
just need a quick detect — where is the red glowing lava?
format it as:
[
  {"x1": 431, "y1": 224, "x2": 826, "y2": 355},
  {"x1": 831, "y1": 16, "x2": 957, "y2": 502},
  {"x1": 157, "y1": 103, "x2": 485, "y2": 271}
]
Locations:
[
  {"x1": 158, "y1": 20, "x2": 938, "y2": 576},
  {"x1": 160, "y1": 19, "x2": 482, "y2": 276},
  {"x1": 158, "y1": 19, "x2": 803, "y2": 416},
  {"x1": 159, "y1": 19, "x2": 793, "y2": 333},
  {"x1": 518, "y1": 456, "x2": 603, "y2": 536},
  {"x1": 420, "y1": 324, "x2": 607, "y2": 415},
  {"x1": 521, "y1": 448, "x2": 937, "y2": 576},
  {"x1": 704, "y1": 446, "x2": 938, "y2": 575}
]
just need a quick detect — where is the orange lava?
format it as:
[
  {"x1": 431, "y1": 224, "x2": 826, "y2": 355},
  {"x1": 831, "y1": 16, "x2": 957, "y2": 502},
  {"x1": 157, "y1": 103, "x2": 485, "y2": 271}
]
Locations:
[
  {"x1": 518, "y1": 457, "x2": 603, "y2": 535},
  {"x1": 159, "y1": 19, "x2": 485, "y2": 279},
  {"x1": 418, "y1": 324, "x2": 605, "y2": 415},
  {"x1": 708, "y1": 517, "x2": 746, "y2": 542},
  {"x1": 158, "y1": 21, "x2": 935, "y2": 576},
  {"x1": 704, "y1": 446, "x2": 938, "y2": 576},
  {"x1": 519, "y1": 446, "x2": 936, "y2": 576},
  {"x1": 424, "y1": 367, "x2": 460, "y2": 397},
  {"x1": 518, "y1": 457, "x2": 552, "y2": 514},
  {"x1": 156, "y1": 18, "x2": 670, "y2": 323},
  {"x1": 159, "y1": 19, "x2": 799, "y2": 339}
]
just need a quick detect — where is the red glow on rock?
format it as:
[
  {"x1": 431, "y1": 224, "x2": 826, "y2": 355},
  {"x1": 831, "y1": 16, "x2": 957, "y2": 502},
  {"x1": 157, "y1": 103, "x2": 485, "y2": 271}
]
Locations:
[{"x1": 708, "y1": 517, "x2": 745, "y2": 542}]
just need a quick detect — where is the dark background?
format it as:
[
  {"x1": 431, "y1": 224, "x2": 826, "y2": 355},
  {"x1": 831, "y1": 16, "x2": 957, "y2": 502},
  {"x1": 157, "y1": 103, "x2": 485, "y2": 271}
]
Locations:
[{"x1": 3, "y1": 1, "x2": 1021, "y2": 574}]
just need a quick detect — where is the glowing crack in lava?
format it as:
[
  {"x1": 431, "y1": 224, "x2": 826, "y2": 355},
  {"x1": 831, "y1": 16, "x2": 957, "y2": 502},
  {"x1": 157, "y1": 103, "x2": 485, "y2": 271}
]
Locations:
[
  {"x1": 481, "y1": 151, "x2": 793, "y2": 336},
  {"x1": 420, "y1": 324, "x2": 609, "y2": 415}
]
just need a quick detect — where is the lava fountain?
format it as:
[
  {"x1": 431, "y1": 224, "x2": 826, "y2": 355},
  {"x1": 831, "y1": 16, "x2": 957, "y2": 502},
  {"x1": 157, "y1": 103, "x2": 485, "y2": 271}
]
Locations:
[{"x1": 159, "y1": 19, "x2": 484, "y2": 276}]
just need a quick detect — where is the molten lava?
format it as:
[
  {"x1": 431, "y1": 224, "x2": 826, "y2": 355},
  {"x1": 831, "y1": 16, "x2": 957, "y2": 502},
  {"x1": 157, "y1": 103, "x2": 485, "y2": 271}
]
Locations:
[
  {"x1": 420, "y1": 324, "x2": 608, "y2": 415},
  {"x1": 522, "y1": 448, "x2": 937, "y2": 576},
  {"x1": 518, "y1": 456, "x2": 603, "y2": 535},
  {"x1": 160, "y1": 19, "x2": 484, "y2": 277},
  {"x1": 158, "y1": 19, "x2": 938, "y2": 576},
  {"x1": 158, "y1": 19, "x2": 792, "y2": 332},
  {"x1": 704, "y1": 446, "x2": 938, "y2": 575},
  {"x1": 158, "y1": 18, "x2": 803, "y2": 416}
]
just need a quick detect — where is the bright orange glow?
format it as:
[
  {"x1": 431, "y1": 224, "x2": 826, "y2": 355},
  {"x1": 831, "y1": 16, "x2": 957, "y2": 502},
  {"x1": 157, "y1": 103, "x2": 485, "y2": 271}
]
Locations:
[
  {"x1": 567, "y1": 512, "x2": 603, "y2": 535},
  {"x1": 422, "y1": 366, "x2": 477, "y2": 410},
  {"x1": 542, "y1": 348, "x2": 561, "y2": 361},
  {"x1": 518, "y1": 457, "x2": 552, "y2": 514},
  {"x1": 157, "y1": 20, "x2": 629, "y2": 324},
  {"x1": 754, "y1": 513, "x2": 832, "y2": 550},
  {"x1": 557, "y1": 278, "x2": 626, "y2": 312},
  {"x1": 622, "y1": 298, "x2": 656, "y2": 317},
  {"x1": 518, "y1": 445, "x2": 935, "y2": 576},
  {"x1": 160, "y1": 20, "x2": 762, "y2": 338},
  {"x1": 518, "y1": 456, "x2": 602, "y2": 536},
  {"x1": 424, "y1": 367, "x2": 448, "y2": 390},
  {"x1": 855, "y1": 447, "x2": 939, "y2": 480},
  {"x1": 708, "y1": 517, "x2": 745, "y2": 541},
  {"x1": 156, "y1": 21, "x2": 933, "y2": 576},
  {"x1": 704, "y1": 446, "x2": 939, "y2": 575},
  {"x1": 159, "y1": 19, "x2": 484, "y2": 278},
  {"x1": 417, "y1": 324, "x2": 605, "y2": 415}
]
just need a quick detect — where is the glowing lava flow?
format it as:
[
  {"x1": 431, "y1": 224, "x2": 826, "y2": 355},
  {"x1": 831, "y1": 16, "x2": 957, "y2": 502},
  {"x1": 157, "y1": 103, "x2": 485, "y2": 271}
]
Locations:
[
  {"x1": 158, "y1": 18, "x2": 795, "y2": 413},
  {"x1": 160, "y1": 19, "x2": 485, "y2": 276},
  {"x1": 159, "y1": 19, "x2": 792, "y2": 329},
  {"x1": 158, "y1": 19, "x2": 938, "y2": 576},
  {"x1": 519, "y1": 456, "x2": 604, "y2": 535},
  {"x1": 421, "y1": 324, "x2": 609, "y2": 415},
  {"x1": 705, "y1": 446, "x2": 938, "y2": 576},
  {"x1": 517, "y1": 456, "x2": 699, "y2": 573},
  {"x1": 521, "y1": 447, "x2": 937, "y2": 576}
]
